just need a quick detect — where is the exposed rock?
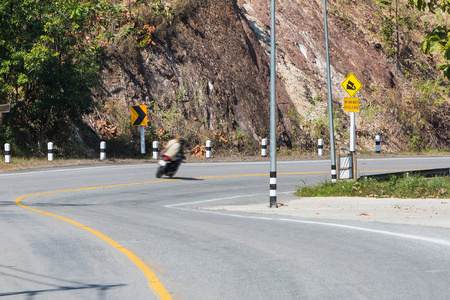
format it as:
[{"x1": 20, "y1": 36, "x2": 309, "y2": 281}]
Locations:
[{"x1": 90, "y1": 0, "x2": 449, "y2": 155}]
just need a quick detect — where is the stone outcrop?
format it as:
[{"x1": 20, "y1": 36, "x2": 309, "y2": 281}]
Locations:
[{"x1": 91, "y1": 0, "x2": 449, "y2": 154}]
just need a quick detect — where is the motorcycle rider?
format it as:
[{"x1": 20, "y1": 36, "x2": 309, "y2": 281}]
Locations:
[
  {"x1": 156, "y1": 135, "x2": 186, "y2": 178},
  {"x1": 161, "y1": 135, "x2": 185, "y2": 161}
]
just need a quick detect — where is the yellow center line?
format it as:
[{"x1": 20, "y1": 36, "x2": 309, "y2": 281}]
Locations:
[
  {"x1": 14, "y1": 167, "x2": 416, "y2": 298},
  {"x1": 197, "y1": 171, "x2": 329, "y2": 179},
  {"x1": 15, "y1": 185, "x2": 175, "y2": 300}
]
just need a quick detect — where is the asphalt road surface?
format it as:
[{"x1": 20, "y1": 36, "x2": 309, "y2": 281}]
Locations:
[{"x1": 1, "y1": 156, "x2": 450, "y2": 299}]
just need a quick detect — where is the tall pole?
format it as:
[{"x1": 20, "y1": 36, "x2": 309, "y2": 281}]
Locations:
[
  {"x1": 323, "y1": 0, "x2": 337, "y2": 182},
  {"x1": 269, "y1": 0, "x2": 278, "y2": 208},
  {"x1": 395, "y1": 0, "x2": 399, "y2": 67}
]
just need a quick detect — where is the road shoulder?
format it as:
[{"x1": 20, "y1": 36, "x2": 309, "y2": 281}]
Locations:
[{"x1": 207, "y1": 197, "x2": 450, "y2": 228}]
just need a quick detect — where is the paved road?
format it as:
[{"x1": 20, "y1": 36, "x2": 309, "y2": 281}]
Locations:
[{"x1": 1, "y1": 156, "x2": 449, "y2": 299}]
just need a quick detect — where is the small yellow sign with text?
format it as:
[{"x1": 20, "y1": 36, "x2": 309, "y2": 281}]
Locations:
[{"x1": 344, "y1": 98, "x2": 360, "y2": 112}]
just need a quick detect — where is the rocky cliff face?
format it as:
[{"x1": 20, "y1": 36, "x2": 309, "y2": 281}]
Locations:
[{"x1": 89, "y1": 0, "x2": 449, "y2": 155}]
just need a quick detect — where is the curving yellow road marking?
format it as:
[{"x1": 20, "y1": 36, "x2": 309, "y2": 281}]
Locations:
[
  {"x1": 15, "y1": 181, "x2": 178, "y2": 300},
  {"x1": 14, "y1": 168, "x2": 415, "y2": 299}
]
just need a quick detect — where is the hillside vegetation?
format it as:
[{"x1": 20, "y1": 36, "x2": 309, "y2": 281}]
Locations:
[{"x1": 1, "y1": 0, "x2": 449, "y2": 158}]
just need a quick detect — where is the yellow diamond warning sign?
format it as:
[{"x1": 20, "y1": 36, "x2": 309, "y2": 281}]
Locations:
[
  {"x1": 341, "y1": 72, "x2": 362, "y2": 97},
  {"x1": 344, "y1": 98, "x2": 360, "y2": 112}
]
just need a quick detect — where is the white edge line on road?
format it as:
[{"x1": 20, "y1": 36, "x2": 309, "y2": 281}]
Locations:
[
  {"x1": 166, "y1": 194, "x2": 450, "y2": 247},
  {"x1": 166, "y1": 193, "x2": 268, "y2": 207},
  {"x1": 0, "y1": 164, "x2": 146, "y2": 177}
]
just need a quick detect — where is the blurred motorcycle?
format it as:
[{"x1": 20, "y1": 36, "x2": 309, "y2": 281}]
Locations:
[{"x1": 156, "y1": 155, "x2": 184, "y2": 178}]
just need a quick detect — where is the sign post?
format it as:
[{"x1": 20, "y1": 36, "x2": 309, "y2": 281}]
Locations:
[
  {"x1": 341, "y1": 73, "x2": 362, "y2": 151},
  {"x1": 343, "y1": 97, "x2": 360, "y2": 153},
  {"x1": 131, "y1": 105, "x2": 148, "y2": 155},
  {"x1": 140, "y1": 126, "x2": 145, "y2": 154},
  {"x1": 341, "y1": 73, "x2": 363, "y2": 181}
]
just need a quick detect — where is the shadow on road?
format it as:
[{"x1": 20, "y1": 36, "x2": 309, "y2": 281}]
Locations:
[
  {"x1": 0, "y1": 264, "x2": 126, "y2": 298},
  {"x1": 161, "y1": 177, "x2": 204, "y2": 181}
]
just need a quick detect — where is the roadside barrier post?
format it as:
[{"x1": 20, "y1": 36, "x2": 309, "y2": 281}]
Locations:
[
  {"x1": 4, "y1": 143, "x2": 10, "y2": 164},
  {"x1": 206, "y1": 140, "x2": 211, "y2": 158},
  {"x1": 152, "y1": 141, "x2": 159, "y2": 159},
  {"x1": 100, "y1": 141, "x2": 106, "y2": 160},
  {"x1": 48, "y1": 142, "x2": 53, "y2": 161},
  {"x1": 375, "y1": 135, "x2": 381, "y2": 153},
  {"x1": 261, "y1": 138, "x2": 267, "y2": 157},
  {"x1": 318, "y1": 139, "x2": 323, "y2": 156}
]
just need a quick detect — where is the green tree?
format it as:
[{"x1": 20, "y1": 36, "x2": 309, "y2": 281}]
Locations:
[
  {"x1": 0, "y1": 0, "x2": 123, "y2": 154},
  {"x1": 409, "y1": 0, "x2": 450, "y2": 79}
]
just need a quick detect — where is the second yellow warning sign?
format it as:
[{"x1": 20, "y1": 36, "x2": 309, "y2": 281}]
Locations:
[{"x1": 341, "y1": 72, "x2": 362, "y2": 97}]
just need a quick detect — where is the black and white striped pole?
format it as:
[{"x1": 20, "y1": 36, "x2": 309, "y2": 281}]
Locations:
[
  {"x1": 261, "y1": 138, "x2": 268, "y2": 157},
  {"x1": 4, "y1": 143, "x2": 10, "y2": 164},
  {"x1": 206, "y1": 140, "x2": 211, "y2": 158},
  {"x1": 269, "y1": 0, "x2": 277, "y2": 208},
  {"x1": 47, "y1": 142, "x2": 53, "y2": 161},
  {"x1": 375, "y1": 135, "x2": 381, "y2": 153},
  {"x1": 152, "y1": 141, "x2": 159, "y2": 159},
  {"x1": 318, "y1": 139, "x2": 323, "y2": 156},
  {"x1": 100, "y1": 141, "x2": 106, "y2": 160}
]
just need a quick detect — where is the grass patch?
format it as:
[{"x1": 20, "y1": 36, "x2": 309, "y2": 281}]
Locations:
[{"x1": 296, "y1": 175, "x2": 450, "y2": 198}]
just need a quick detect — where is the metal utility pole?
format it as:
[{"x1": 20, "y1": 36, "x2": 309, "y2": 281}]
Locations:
[
  {"x1": 323, "y1": 0, "x2": 337, "y2": 182},
  {"x1": 269, "y1": 0, "x2": 278, "y2": 208}
]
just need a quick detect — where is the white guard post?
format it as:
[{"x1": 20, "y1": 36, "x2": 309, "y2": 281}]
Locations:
[
  {"x1": 318, "y1": 139, "x2": 323, "y2": 156},
  {"x1": 48, "y1": 142, "x2": 53, "y2": 161},
  {"x1": 100, "y1": 141, "x2": 106, "y2": 160},
  {"x1": 152, "y1": 141, "x2": 159, "y2": 159},
  {"x1": 5, "y1": 143, "x2": 10, "y2": 164},
  {"x1": 375, "y1": 135, "x2": 381, "y2": 153},
  {"x1": 206, "y1": 140, "x2": 211, "y2": 158},
  {"x1": 261, "y1": 138, "x2": 267, "y2": 157}
]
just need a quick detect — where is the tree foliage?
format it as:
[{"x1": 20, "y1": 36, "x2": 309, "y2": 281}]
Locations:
[
  {"x1": 408, "y1": 0, "x2": 450, "y2": 79},
  {"x1": 0, "y1": 0, "x2": 177, "y2": 156},
  {"x1": 0, "y1": 0, "x2": 123, "y2": 155}
]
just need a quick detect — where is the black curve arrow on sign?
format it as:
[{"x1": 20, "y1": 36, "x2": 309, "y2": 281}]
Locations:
[{"x1": 132, "y1": 106, "x2": 146, "y2": 126}]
